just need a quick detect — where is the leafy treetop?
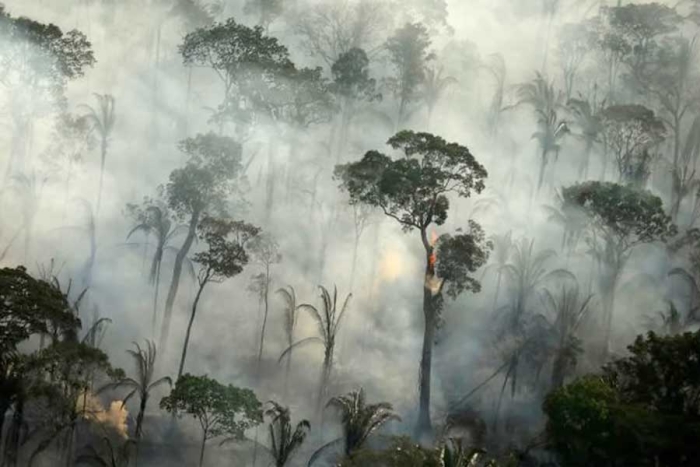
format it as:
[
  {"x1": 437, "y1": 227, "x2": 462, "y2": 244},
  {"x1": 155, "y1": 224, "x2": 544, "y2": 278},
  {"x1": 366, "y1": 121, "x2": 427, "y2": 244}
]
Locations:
[
  {"x1": 0, "y1": 266, "x2": 79, "y2": 353},
  {"x1": 160, "y1": 373, "x2": 262, "y2": 440},
  {"x1": 193, "y1": 217, "x2": 260, "y2": 283},
  {"x1": 335, "y1": 130, "x2": 487, "y2": 233},
  {"x1": 165, "y1": 133, "x2": 243, "y2": 220},
  {"x1": 561, "y1": 181, "x2": 676, "y2": 254}
]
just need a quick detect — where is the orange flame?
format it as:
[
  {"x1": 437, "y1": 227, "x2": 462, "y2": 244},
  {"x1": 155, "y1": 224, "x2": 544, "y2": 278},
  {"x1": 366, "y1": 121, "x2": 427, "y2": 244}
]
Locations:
[{"x1": 428, "y1": 231, "x2": 438, "y2": 269}]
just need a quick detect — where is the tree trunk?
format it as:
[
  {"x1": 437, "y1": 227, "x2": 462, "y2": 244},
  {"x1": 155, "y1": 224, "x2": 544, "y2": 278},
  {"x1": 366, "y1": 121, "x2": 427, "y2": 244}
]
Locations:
[
  {"x1": 537, "y1": 149, "x2": 548, "y2": 192},
  {"x1": 551, "y1": 348, "x2": 567, "y2": 390},
  {"x1": 416, "y1": 228, "x2": 435, "y2": 440},
  {"x1": 160, "y1": 209, "x2": 200, "y2": 352},
  {"x1": 0, "y1": 399, "x2": 10, "y2": 461},
  {"x1": 600, "y1": 261, "x2": 621, "y2": 359},
  {"x1": 349, "y1": 233, "x2": 360, "y2": 292},
  {"x1": 152, "y1": 259, "x2": 162, "y2": 337},
  {"x1": 178, "y1": 278, "x2": 207, "y2": 379},
  {"x1": 198, "y1": 431, "x2": 207, "y2": 467},
  {"x1": 95, "y1": 137, "x2": 107, "y2": 221},
  {"x1": 579, "y1": 140, "x2": 593, "y2": 180},
  {"x1": 256, "y1": 265, "x2": 270, "y2": 380},
  {"x1": 134, "y1": 394, "x2": 147, "y2": 467},
  {"x1": 492, "y1": 271, "x2": 502, "y2": 313}
]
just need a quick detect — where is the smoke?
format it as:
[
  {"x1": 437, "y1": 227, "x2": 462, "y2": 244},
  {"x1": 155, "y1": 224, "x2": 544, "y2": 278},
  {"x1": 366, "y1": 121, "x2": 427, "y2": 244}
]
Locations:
[
  {"x1": 0, "y1": 0, "x2": 697, "y2": 463},
  {"x1": 80, "y1": 391, "x2": 129, "y2": 439}
]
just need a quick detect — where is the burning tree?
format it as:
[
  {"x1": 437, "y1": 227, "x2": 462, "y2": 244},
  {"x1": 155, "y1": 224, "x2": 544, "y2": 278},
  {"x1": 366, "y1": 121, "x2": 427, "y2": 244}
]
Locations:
[{"x1": 335, "y1": 130, "x2": 491, "y2": 438}]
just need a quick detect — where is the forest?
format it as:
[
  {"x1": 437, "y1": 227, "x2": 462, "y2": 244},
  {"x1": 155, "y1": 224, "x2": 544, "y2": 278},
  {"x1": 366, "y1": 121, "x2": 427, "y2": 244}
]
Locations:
[{"x1": 1, "y1": 0, "x2": 700, "y2": 465}]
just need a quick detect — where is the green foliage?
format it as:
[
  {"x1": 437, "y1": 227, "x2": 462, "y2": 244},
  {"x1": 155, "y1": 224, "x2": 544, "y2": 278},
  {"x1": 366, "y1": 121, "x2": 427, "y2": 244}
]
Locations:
[
  {"x1": 165, "y1": 133, "x2": 243, "y2": 219},
  {"x1": 604, "y1": 331, "x2": 700, "y2": 417},
  {"x1": 180, "y1": 17, "x2": 292, "y2": 106},
  {"x1": 335, "y1": 131, "x2": 486, "y2": 231},
  {"x1": 385, "y1": 22, "x2": 435, "y2": 123},
  {"x1": 328, "y1": 388, "x2": 400, "y2": 458},
  {"x1": 561, "y1": 181, "x2": 677, "y2": 254},
  {"x1": 435, "y1": 220, "x2": 492, "y2": 299},
  {"x1": 0, "y1": 266, "x2": 78, "y2": 352},
  {"x1": 544, "y1": 331, "x2": 700, "y2": 466},
  {"x1": 0, "y1": 6, "x2": 94, "y2": 105},
  {"x1": 331, "y1": 48, "x2": 380, "y2": 102},
  {"x1": 544, "y1": 376, "x2": 621, "y2": 467},
  {"x1": 193, "y1": 217, "x2": 260, "y2": 282},
  {"x1": 160, "y1": 374, "x2": 262, "y2": 440},
  {"x1": 264, "y1": 401, "x2": 310, "y2": 467}
]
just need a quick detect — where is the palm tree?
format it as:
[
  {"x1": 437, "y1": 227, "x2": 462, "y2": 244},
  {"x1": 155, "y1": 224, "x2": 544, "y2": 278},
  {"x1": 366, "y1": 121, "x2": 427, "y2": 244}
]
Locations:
[
  {"x1": 567, "y1": 94, "x2": 604, "y2": 179},
  {"x1": 539, "y1": 285, "x2": 593, "y2": 389},
  {"x1": 81, "y1": 93, "x2": 116, "y2": 221},
  {"x1": 503, "y1": 238, "x2": 573, "y2": 333},
  {"x1": 668, "y1": 264, "x2": 700, "y2": 323},
  {"x1": 439, "y1": 438, "x2": 485, "y2": 467},
  {"x1": 531, "y1": 108, "x2": 569, "y2": 191},
  {"x1": 517, "y1": 73, "x2": 568, "y2": 191},
  {"x1": 276, "y1": 286, "x2": 304, "y2": 397},
  {"x1": 127, "y1": 206, "x2": 185, "y2": 335},
  {"x1": 421, "y1": 66, "x2": 457, "y2": 129},
  {"x1": 106, "y1": 341, "x2": 171, "y2": 464},
  {"x1": 308, "y1": 388, "x2": 400, "y2": 465},
  {"x1": 482, "y1": 53, "x2": 509, "y2": 138},
  {"x1": 483, "y1": 231, "x2": 513, "y2": 313},
  {"x1": 264, "y1": 401, "x2": 311, "y2": 467},
  {"x1": 279, "y1": 285, "x2": 351, "y2": 415},
  {"x1": 542, "y1": 190, "x2": 589, "y2": 257}
]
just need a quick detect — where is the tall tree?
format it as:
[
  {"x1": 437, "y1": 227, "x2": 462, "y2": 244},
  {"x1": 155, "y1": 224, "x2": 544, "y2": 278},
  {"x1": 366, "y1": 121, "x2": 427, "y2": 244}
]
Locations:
[
  {"x1": 275, "y1": 286, "x2": 303, "y2": 397},
  {"x1": 420, "y1": 66, "x2": 457, "y2": 129},
  {"x1": 248, "y1": 233, "x2": 281, "y2": 380},
  {"x1": 179, "y1": 17, "x2": 292, "y2": 132},
  {"x1": 335, "y1": 130, "x2": 490, "y2": 438},
  {"x1": 561, "y1": 181, "x2": 677, "y2": 354},
  {"x1": 279, "y1": 285, "x2": 351, "y2": 416},
  {"x1": 159, "y1": 133, "x2": 243, "y2": 352},
  {"x1": 177, "y1": 217, "x2": 259, "y2": 379},
  {"x1": 330, "y1": 47, "x2": 380, "y2": 161},
  {"x1": 0, "y1": 6, "x2": 95, "y2": 178},
  {"x1": 385, "y1": 23, "x2": 434, "y2": 128},
  {"x1": 567, "y1": 94, "x2": 605, "y2": 179},
  {"x1": 125, "y1": 202, "x2": 184, "y2": 335},
  {"x1": 160, "y1": 374, "x2": 263, "y2": 467},
  {"x1": 106, "y1": 341, "x2": 171, "y2": 465},
  {"x1": 642, "y1": 37, "x2": 700, "y2": 219},
  {"x1": 261, "y1": 401, "x2": 310, "y2": 467},
  {"x1": 81, "y1": 94, "x2": 116, "y2": 221},
  {"x1": 600, "y1": 104, "x2": 665, "y2": 186},
  {"x1": 309, "y1": 388, "x2": 399, "y2": 465},
  {"x1": 516, "y1": 73, "x2": 568, "y2": 191}
]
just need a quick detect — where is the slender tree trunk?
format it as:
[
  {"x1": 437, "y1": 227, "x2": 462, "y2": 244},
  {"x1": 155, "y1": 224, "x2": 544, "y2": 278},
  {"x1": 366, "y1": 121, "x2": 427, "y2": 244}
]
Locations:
[
  {"x1": 416, "y1": 228, "x2": 435, "y2": 439},
  {"x1": 134, "y1": 395, "x2": 147, "y2": 467},
  {"x1": 349, "y1": 234, "x2": 360, "y2": 292},
  {"x1": 537, "y1": 150, "x2": 548, "y2": 192},
  {"x1": 152, "y1": 259, "x2": 162, "y2": 337},
  {"x1": 256, "y1": 265, "x2": 270, "y2": 380},
  {"x1": 178, "y1": 278, "x2": 207, "y2": 379},
  {"x1": 198, "y1": 431, "x2": 207, "y2": 467},
  {"x1": 601, "y1": 260, "x2": 621, "y2": 358},
  {"x1": 579, "y1": 140, "x2": 593, "y2": 180},
  {"x1": 0, "y1": 401, "x2": 8, "y2": 451},
  {"x1": 492, "y1": 271, "x2": 502, "y2": 313},
  {"x1": 160, "y1": 210, "x2": 200, "y2": 352},
  {"x1": 95, "y1": 137, "x2": 107, "y2": 221}
]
